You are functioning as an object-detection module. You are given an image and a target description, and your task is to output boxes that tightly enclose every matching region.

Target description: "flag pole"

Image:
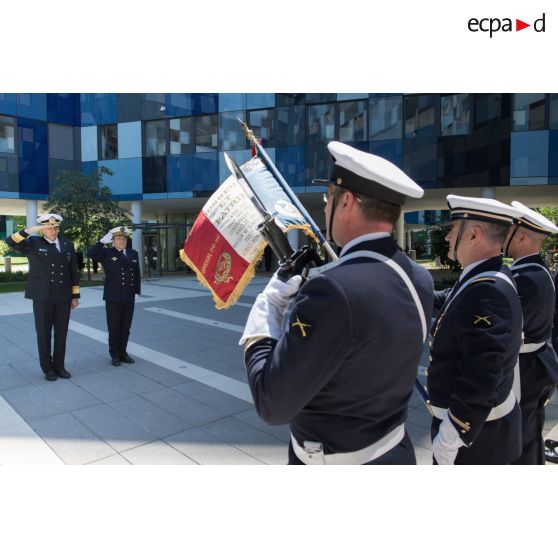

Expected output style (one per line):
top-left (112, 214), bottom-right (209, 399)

top-left (239, 119), bottom-right (338, 262)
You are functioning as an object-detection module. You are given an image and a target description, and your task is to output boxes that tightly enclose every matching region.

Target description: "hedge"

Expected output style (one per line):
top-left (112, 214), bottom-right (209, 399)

top-left (0, 271), bottom-right (29, 283)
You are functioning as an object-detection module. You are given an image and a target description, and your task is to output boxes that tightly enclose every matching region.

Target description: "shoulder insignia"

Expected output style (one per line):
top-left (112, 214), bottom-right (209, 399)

top-left (111, 256), bottom-right (118, 261)
top-left (291, 314), bottom-right (312, 338)
top-left (473, 314), bottom-right (492, 327)
top-left (11, 232), bottom-right (25, 243)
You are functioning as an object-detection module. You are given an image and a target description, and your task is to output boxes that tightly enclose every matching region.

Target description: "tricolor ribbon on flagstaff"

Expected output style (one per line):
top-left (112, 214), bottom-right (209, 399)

top-left (180, 155), bottom-right (319, 309)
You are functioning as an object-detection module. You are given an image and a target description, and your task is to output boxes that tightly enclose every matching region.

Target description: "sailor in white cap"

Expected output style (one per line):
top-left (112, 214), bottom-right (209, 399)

top-left (5, 213), bottom-right (80, 381)
top-left (502, 202), bottom-right (558, 464)
top-left (240, 141), bottom-right (434, 464)
top-left (87, 226), bottom-right (140, 366)
top-left (427, 195), bottom-right (524, 464)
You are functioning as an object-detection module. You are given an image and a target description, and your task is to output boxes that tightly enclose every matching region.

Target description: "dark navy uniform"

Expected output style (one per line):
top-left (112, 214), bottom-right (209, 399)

top-left (87, 242), bottom-right (141, 360)
top-left (428, 256), bottom-right (523, 464)
top-left (509, 254), bottom-right (558, 464)
top-left (6, 229), bottom-right (80, 375)
top-left (245, 236), bottom-right (434, 464)
top-left (554, 267), bottom-right (558, 353)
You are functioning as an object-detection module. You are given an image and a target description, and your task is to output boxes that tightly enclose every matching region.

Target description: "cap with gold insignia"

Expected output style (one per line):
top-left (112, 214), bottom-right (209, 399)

top-left (109, 226), bottom-right (131, 238)
top-left (510, 201), bottom-right (558, 235)
top-left (312, 141), bottom-right (424, 205)
top-left (447, 195), bottom-right (523, 226)
top-left (37, 213), bottom-right (63, 226)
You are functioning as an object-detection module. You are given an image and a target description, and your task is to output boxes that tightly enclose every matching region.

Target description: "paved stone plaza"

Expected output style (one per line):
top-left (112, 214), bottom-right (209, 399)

top-left (0, 275), bottom-right (556, 465)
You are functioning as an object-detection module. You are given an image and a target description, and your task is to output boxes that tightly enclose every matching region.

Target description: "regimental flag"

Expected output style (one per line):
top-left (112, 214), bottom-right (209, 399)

top-left (180, 157), bottom-right (317, 309)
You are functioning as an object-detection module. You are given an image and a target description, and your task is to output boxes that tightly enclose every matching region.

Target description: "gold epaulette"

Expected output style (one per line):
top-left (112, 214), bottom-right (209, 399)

top-left (11, 232), bottom-right (26, 244)
top-left (72, 286), bottom-right (80, 295)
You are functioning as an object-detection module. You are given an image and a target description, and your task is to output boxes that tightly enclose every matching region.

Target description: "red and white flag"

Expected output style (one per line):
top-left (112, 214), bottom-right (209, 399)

top-left (180, 171), bottom-right (267, 309)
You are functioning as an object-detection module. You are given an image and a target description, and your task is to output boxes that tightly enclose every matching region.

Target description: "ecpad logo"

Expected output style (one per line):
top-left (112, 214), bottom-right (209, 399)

top-left (468, 13), bottom-right (546, 37)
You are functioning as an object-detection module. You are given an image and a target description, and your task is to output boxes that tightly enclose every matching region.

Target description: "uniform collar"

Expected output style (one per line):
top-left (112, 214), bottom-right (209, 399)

top-left (340, 232), bottom-right (392, 257)
top-left (459, 255), bottom-right (503, 283)
top-left (512, 252), bottom-right (543, 266)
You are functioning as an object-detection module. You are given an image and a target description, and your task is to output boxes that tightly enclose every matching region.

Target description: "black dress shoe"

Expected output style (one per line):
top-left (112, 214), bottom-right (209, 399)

top-left (55, 369), bottom-right (72, 379)
top-left (111, 358), bottom-right (121, 366)
top-left (120, 355), bottom-right (135, 364)
top-left (44, 369), bottom-right (57, 381)
top-left (545, 439), bottom-right (558, 464)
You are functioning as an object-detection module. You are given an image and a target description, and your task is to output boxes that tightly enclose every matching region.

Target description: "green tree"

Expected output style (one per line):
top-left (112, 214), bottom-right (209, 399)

top-left (0, 240), bottom-right (8, 258)
top-left (537, 207), bottom-right (558, 256)
top-left (44, 167), bottom-right (132, 280)
top-left (430, 227), bottom-right (462, 273)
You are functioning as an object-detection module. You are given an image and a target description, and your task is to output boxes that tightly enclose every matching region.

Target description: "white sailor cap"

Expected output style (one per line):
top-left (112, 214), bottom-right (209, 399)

top-left (313, 141), bottom-right (424, 205)
top-left (446, 195), bottom-right (523, 226)
top-left (109, 226), bottom-right (131, 238)
top-left (37, 213), bottom-right (63, 226)
top-left (511, 201), bottom-right (558, 235)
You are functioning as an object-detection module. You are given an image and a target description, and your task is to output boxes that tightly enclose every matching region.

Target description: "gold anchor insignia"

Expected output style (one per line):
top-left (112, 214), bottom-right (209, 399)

top-left (111, 256), bottom-right (118, 261)
top-left (291, 315), bottom-right (312, 338)
top-left (473, 315), bottom-right (492, 326)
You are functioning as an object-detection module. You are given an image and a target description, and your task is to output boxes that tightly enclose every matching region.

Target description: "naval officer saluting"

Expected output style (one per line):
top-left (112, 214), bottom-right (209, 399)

top-left (6, 213), bottom-right (80, 381)
top-left (428, 195), bottom-right (524, 464)
top-left (240, 141), bottom-right (434, 465)
top-left (505, 202), bottom-right (558, 464)
top-left (88, 226), bottom-right (141, 366)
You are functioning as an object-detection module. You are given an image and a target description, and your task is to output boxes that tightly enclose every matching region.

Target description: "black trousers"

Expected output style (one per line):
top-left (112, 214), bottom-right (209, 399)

top-left (287, 431), bottom-right (416, 465)
top-left (105, 300), bottom-right (135, 358)
top-left (33, 300), bottom-right (72, 373)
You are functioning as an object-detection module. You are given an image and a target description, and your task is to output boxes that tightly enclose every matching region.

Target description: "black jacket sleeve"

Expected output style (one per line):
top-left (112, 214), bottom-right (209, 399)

top-left (5, 229), bottom-right (31, 254)
top-left (87, 241), bottom-right (108, 263)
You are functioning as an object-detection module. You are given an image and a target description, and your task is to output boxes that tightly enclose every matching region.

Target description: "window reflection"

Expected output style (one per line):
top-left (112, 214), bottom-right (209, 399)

top-left (369, 97), bottom-right (402, 140)
top-left (551, 94), bottom-right (558, 130)
top-left (276, 105), bottom-right (305, 146)
top-left (405, 95), bottom-right (435, 138)
top-left (0, 115), bottom-right (16, 154)
top-left (339, 101), bottom-right (367, 142)
top-left (307, 104), bottom-right (336, 144)
top-left (513, 94), bottom-right (546, 131)
top-left (99, 124), bottom-right (118, 160)
top-left (219, 111), bottom-right (246, 151)
top-left (169, 118), bottom-right (194, 155)
top-left (48, 124), bottom-right (74, 160)
top-left (145, 120), bottom-right (167, 157)
top-left (441, 94), bottom-right (471, 136)
top-left (248, 109), bottom-right (275, 147)
top-left (195, 114), bottom-right (218, 152)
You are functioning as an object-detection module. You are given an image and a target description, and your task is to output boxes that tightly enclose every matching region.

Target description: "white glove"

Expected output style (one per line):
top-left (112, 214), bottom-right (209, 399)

top-left (100, 232), bottom-right (113, 244)
top-left (239, 273), bottom-right (303, 345)
top-left (432, 410), bottom-right (466, 465)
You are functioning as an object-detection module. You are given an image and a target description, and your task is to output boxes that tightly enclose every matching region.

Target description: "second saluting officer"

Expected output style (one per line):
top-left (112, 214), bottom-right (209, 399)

top-left (505, 202), bottom-right (558, 464)
top-left (88, 226), bottom-right (141, 366)
top-left (6, 213), bottom-right (80, 381)
top-left (428, 195), bottom-right (524, 465)
top-left (240, 141), bottom-right (434, 465)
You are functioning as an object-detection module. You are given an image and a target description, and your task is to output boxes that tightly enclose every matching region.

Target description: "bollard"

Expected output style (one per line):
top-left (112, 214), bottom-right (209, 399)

top-left (409, 249), bottom-right (416, 261)
top-left (4, 256), bottom-right (11, 273)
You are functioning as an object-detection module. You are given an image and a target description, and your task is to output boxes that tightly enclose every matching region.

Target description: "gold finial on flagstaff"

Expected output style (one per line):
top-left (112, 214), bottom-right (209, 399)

top-left (237, 118), bottom-right (258, 145)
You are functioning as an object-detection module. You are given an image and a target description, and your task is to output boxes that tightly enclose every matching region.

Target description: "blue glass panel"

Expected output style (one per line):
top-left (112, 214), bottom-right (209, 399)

top-left (405, 211), bottom-right (420, 225)
top-left (403, 137), bottom-right (437, 183)
top-left (219, 94), bottom-right (246, 112)
top-left (548, 131), bottom-right (558, 183)
top-left (167, 154), bottom-right (194, 193)
top-left (219, 111), bottom-right (247, 151)
top-left (192, 94), bottom-right (218, 115)
top-left (0, 94), bottom-right (18, 116)
top-left (165, 93), bottom-right (193, 117)
top-left (81, 126), bottom-right (98, 162)
top-left (143, 156), bottom-right (167, 193)
top-left (100, 158), bottom-right (143, 195)
top-left (246, 94), bottom-right (275, 109)
top-left (275, 146), bottom-right (305, 188)
top-left (81, 161), bottom-right (98, 176)
top-left (510, 131), bottom-right (549, 180)
top-left (337, 93), bottom-right (368, 101)
top-left (118, 122), bottom-right (142, 159)
top-left (47, 94), bottom-right (80, 125)
top-left (80, 94), bottom-right (117, 125)
top-left (369, 139), bottom-right (403, 168)
top-left (0, 154), bottom-right (18, 192)
top-left (192, 152), bottom-right (219, 191)
top-left (17, 94), bottom-right (47, 120)
top-left (17, 118), bottom-right (48, 195)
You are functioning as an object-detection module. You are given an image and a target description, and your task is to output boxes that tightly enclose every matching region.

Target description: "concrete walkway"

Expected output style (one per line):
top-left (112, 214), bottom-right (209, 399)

top-left (0, 275), bottom-right (556, 464)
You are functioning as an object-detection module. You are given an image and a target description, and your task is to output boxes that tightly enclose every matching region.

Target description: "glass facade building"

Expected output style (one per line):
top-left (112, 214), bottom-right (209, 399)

top-left (2, 93), bottom-right (558, 270)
